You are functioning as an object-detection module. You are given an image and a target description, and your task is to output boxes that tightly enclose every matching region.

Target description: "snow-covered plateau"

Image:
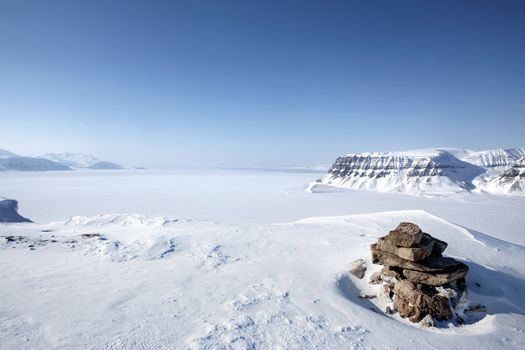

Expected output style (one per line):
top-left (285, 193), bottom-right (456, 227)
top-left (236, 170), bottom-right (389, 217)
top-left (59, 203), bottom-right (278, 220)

top-left (312, 148), bottom-right (525, 196)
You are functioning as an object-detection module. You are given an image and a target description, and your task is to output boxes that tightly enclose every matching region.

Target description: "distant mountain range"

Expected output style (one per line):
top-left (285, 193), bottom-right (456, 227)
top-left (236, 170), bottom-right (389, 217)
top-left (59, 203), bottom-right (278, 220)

top-left (0, 148), bottom-right (122, 171)
top-left (40, 152), bottom-right (122, 169)
top-left (310, 148), bottom-right (525, 196)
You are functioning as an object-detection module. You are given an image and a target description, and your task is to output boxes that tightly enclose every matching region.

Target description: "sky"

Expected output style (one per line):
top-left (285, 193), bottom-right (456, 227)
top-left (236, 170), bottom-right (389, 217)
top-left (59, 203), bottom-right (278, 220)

top-left (1, 0), bottom-right (524, 168)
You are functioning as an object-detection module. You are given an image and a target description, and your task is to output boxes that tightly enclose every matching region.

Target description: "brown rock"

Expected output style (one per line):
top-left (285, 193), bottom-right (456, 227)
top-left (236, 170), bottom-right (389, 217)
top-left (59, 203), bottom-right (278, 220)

top-left (424, 293), bottom-right (453, 321)
top-left (393, 293), bottom-right (425, 322)
top-left (377, 234), bottom-right (434, 262)
top-left (402, 262), bottom-right (469, 286)
top-left (380, 266), bottom-right (402, 285)
top-left (426, 233), bottom-right (447, 255)
top-left (387, 222), bottom-right (423, 247)
top-left (393, 280), bottom-right (452, 322)
top-left (371, 244), bottom-right (462, 272)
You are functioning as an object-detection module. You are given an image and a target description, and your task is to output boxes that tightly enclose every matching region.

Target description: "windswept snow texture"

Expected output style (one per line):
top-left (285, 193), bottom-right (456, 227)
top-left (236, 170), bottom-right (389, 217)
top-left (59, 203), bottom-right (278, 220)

top-left (0, 199), bottom-right (31, 223)
top-left (313, 148), bottom-right (525, 195)
top-left (1, 210), bottom-right (524, 349)
top-left (40, 152), bottom-right (122, 169)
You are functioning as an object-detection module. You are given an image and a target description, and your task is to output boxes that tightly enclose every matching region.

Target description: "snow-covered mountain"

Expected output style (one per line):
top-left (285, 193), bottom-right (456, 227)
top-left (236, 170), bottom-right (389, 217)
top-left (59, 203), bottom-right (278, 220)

top-left (0, 148), bottom-right (121, 171)
top-left (457, 148), bottom-right (525, 168)
top-left (312, 148), bottom-right (525, 195)
top-left (476, 155), bottom-right (525, 195)
top-left (0, 148), bottom-right (71, 171)
top-left (0, 157), bottom-right (71, 171)
top-left (39, 152), bottom-right (122, 169)
top-left (0, 148), bottom-right (19, 159)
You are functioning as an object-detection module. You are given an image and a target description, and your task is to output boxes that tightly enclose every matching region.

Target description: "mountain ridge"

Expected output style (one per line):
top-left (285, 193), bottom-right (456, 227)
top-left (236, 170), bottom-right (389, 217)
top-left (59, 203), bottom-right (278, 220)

top-left (312, 147), bottom-right (525, 196)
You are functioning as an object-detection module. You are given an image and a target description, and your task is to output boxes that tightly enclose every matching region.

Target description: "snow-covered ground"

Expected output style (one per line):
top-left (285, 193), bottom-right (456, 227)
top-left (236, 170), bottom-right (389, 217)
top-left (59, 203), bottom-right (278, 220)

top-left (1, 210), bottom-right (524, 349)
top-left (1, 169), bottom-right (525, 349)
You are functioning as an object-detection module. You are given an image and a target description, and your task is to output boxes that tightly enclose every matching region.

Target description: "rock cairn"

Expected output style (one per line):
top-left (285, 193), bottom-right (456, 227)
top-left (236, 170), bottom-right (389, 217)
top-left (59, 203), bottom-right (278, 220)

top-left (370, 222), bottom-right (468, 324)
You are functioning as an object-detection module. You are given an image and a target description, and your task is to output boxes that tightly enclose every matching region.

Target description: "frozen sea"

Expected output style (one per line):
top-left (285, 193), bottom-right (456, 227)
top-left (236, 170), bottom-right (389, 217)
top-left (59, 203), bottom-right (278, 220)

top-left (1, 168), bottom-right (524, 245)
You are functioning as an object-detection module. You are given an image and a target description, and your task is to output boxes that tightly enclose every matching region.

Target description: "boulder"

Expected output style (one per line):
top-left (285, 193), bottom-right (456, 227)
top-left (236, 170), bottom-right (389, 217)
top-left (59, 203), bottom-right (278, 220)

top-left (387, 222), bottom-right (423, 247)
top-left (371, 244), bottom-right (462, 272)
top-left (393, 280), bottom-right (452, 322)
top-left (402, 262), bottom-right (468, 286)
top-left (348, 259), bottom-right (366, 279)
top-left (377, 234), bottom-right (435, 262)
top-left (427, 233), bottom-right (447, 255)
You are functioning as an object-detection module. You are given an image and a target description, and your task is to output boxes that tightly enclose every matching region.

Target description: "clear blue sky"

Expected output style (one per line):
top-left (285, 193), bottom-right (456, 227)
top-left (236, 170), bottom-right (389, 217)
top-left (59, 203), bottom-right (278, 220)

top-left (1, 0), bottom-right (524, 167)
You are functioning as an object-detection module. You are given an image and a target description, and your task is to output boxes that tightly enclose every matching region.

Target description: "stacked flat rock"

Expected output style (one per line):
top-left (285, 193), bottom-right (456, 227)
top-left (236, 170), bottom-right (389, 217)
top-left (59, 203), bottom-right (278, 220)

top-left (370, 222), bottom-right (468, 324)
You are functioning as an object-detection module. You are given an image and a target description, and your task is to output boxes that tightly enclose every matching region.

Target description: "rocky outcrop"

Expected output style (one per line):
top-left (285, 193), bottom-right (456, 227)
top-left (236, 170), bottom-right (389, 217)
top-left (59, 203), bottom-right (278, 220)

top-left (311, 147), bottom-right (525, 195)
top-left (479, 155), bottom-right (525, 194)
top-left (0, 199), bottom-right (32, 223)
top-left (370, 222), bottom-right (468, 324)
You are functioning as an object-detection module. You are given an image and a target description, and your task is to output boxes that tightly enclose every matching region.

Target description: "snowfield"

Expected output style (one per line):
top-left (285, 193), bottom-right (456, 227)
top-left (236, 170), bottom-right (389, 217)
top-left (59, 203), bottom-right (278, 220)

top-left (1, 210), bottom-right (524, 349)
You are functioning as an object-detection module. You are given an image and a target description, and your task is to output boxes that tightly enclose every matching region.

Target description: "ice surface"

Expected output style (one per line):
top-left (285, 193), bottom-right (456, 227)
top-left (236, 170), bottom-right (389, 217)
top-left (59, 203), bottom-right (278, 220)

top-left (1, 168), bottom-right (524, 245)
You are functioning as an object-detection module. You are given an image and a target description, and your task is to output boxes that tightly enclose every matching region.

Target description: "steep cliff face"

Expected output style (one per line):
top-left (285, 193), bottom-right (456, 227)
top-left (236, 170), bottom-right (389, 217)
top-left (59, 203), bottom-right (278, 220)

top-left (312, 148), bottom-right (525, 195)
top-left (312, 150), bottom-right (484, 194)
top-left (479, 156), bottom-right (525, 195)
